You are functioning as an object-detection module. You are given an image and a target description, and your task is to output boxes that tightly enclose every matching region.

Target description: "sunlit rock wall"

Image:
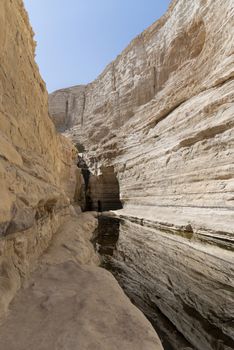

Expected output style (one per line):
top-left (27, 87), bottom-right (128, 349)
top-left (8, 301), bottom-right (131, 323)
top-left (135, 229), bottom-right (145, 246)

top-left (0, 0), bottom-right (77, 318)
top-left (49, 0), bottom-right (234, 239)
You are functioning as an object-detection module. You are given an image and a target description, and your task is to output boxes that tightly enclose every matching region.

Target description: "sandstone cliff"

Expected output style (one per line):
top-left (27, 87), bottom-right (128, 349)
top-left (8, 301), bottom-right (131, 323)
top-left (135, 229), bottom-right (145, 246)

top-left (49, 0), bottom-right (234, 348)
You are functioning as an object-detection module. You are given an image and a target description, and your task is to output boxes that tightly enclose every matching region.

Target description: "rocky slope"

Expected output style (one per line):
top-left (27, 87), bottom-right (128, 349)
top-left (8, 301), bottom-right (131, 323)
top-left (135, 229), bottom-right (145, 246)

top-left (49, 0), bottom-right (234, 348)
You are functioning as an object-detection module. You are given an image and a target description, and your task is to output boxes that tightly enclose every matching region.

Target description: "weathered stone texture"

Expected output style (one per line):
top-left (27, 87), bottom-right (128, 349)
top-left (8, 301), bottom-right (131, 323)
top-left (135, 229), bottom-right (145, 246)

top-left (0, 212), bottom-right (163, 350)
top-left (0, 0), bottom-right (77, 317)
top-left (49, 0), bottom-right (234, 240)
top-left (49, 85), bottom-right (86, 131)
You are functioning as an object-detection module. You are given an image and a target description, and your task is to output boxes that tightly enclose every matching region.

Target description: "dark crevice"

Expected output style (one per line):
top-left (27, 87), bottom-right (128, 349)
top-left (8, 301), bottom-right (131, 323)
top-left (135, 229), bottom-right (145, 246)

top-left (77, 157), bottom-right (122, 212)
top-left (81, 91), bottom-right (86, 126)
top-left (148, 98), bottom-right (187, 130)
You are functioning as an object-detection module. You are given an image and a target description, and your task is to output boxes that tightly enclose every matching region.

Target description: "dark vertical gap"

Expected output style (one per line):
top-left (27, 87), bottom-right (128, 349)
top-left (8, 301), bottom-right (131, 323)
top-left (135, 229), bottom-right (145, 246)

top-left (153, 66), bottom-right (156, 94)
top-left (65, 100), bottom-right (69, 129)
top-left (65, 100), bottom-right (68, 118)
top-left (98, 200), bottom-right (102, 212)
top-left (77, 156), bottom-right (91, 211)
top-left (77, 158), bottom-right (122, 212)
top-left (81, 91), bottom-right (86, 126)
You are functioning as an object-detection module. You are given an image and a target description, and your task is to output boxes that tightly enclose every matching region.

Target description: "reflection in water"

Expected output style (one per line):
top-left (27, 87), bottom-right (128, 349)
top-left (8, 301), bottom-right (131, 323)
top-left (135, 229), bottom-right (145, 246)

top-left (93, 215), bottom-right (234, 350)
top-left (92, 216), bottom-right (193, 350)
top-left (92, 216), bottom-right (120, 255)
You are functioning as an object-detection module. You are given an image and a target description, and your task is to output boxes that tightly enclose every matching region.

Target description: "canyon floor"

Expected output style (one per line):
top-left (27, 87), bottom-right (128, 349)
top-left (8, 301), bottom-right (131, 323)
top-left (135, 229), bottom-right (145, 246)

top-left (0, 211), bottom-right (163, 350)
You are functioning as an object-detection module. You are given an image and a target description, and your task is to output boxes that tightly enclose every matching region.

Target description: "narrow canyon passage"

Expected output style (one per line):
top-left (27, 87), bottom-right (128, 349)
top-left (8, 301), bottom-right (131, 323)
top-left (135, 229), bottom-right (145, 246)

top-left (1, 0), bottom-right (233, 349)
top-left (77, 157), bottom-right (123, 212)
top-left (87, 166), bottom-right (123, 212)
top-left (93, 215), bottom-right (234, 350)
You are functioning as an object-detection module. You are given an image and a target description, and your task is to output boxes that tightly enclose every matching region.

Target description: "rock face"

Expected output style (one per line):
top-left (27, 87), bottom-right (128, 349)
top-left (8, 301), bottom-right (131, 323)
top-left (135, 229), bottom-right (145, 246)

top-left (0, 212), bottom-right (163, 350)
top-left (49, 0), bottom-right (234, 238)
top-left (49, 0), bottom-right (234, 348)
top-left (49, 85), bottom-right (86, 132)
top-left (0, 0), bottom-right (78, 318)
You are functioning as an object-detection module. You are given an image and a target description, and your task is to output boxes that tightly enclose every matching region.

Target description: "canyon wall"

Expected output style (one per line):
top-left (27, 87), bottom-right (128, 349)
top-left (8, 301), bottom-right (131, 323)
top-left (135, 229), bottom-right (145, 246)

top-left (0, 3), bottom-right (165, 348)
top-left (0, 0), bottom-right (78, 317)
top-left (49, 0), bottom-right (234, 348)
top-left (49, 0), bottom-right (234, 239)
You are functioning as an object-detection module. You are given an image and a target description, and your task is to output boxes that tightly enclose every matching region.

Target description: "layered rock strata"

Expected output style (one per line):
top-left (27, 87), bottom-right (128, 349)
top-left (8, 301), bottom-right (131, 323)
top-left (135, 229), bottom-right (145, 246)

top-left (49, 0), bottom-right (234, 240)
top-left (49, 0), bottom-right (234, 348)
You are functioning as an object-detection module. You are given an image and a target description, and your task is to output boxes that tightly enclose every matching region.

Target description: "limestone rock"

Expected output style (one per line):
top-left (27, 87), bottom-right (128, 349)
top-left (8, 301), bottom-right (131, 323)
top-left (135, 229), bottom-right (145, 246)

top-left (0, 262), bottom-right (163, 350)
top-left (49, 85), bottom-right (86, 131)
top-left (49, 0), bottom-right (234, 240)
top-left (41, 212), bottom-right (100, 266)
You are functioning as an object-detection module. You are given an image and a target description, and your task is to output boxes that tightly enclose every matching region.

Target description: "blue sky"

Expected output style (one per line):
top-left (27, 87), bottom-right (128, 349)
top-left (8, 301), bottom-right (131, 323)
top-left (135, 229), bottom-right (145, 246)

top-left (24, 1), bottom-right (171, 92)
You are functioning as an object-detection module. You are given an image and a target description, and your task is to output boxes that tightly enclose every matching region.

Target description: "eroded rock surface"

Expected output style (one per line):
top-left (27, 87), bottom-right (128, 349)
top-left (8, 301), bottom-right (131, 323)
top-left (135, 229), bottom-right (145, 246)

top-left (0, 213), bottom-right (163, 350)
top-left (49, 0), bottom-right (234, 239)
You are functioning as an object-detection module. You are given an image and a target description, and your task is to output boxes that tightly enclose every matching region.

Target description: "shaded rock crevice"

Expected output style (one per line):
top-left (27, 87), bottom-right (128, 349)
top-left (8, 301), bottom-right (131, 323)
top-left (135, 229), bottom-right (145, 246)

top-left (76, 156), bottom-right (123, 212)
